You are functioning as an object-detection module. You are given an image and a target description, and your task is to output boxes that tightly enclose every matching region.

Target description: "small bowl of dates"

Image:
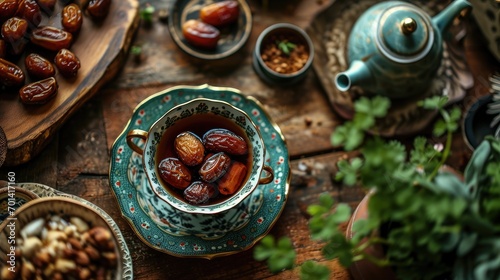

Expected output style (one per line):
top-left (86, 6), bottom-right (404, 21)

top-left (168, 0), bottom-right (252, 61)
top-left (0, 196), bottom-right (124, 280)
top-left (126, 97), bottom-right (274, 215)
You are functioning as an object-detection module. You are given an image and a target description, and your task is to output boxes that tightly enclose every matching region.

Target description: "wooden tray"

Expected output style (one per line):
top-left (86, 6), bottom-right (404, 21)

top-left (0, 0), bottom-right (139, 166)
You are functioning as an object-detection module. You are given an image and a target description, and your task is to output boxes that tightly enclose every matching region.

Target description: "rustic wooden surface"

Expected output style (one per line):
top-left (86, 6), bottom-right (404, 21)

top-left (0, 0), bottom-right (139, 166)
top-left (1, 0), bottom-right (499, 279)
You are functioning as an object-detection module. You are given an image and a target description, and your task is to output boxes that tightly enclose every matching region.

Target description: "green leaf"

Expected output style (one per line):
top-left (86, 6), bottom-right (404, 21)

top-left (465, 139), bottom-right (491, 197)
top-left (277, 40), bottom-right (296, 55)
top-left (319, 193), bottom-right (335, 209)
top-left (474, 254), bottom-right (500, 280)
top-left (268, 252), bottom-right (296, 273)
top-left (328, 204), bottom-right (351, 223)
top-left (432, 172), bottom-right (470, 198)
top-left (433, 119), bottom-right (447, 137)
top-left (253, 235), bottom-right (276, 261)
top-left (253, 236), bottom-right (296, 273)
top-left (140, 4), bottom-right (155, 23)
top-left (419, 96), bottom-right (448, 110)
top-left (307, 205), bottom-right (327, 217)
top-left (335, 158), bottom-right (363, 185)
top-left (369, 96), bottom-right (391, 117)
top-left (353, 112), bottom-right (375, 130)
top-left (457, 232), bottom-right (477, 256)
top-left (300, 260), bottom-right (331, 280)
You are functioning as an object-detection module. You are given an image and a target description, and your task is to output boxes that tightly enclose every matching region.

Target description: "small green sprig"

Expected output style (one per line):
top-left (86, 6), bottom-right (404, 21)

top-left (140, 4), bottom-right (155, 26)
top-left (277, 40), bottom-right (296, 56)
top-left (253, 235), bottom-right (296, 273)
top-left (330, 95), bottom-right (390, 151)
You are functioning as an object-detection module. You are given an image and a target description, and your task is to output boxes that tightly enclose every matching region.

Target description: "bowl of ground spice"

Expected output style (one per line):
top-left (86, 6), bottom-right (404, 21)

top-left (252, 23), bottom-right (314, 86)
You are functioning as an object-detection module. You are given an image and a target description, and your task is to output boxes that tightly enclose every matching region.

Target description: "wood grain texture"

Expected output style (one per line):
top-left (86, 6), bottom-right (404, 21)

top-left (0, 0), bottom-right (498, 279)
top-left (0, 0), bottom-right (140, 167)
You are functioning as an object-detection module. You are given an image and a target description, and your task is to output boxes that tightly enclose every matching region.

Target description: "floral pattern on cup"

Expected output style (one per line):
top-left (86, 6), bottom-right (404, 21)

top-left (129, 142), bottom-right (264, 239)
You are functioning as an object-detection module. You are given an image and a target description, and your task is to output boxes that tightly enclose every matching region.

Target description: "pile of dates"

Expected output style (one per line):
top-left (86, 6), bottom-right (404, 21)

top-left (0, 0), bottom-right (112, 105)
top-left (158, 128), bottom-right (250, 205)
top-left (182, 0), bottom-right (239, 49)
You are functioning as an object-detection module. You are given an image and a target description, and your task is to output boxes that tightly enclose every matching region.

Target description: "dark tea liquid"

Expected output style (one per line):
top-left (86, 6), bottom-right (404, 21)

top-left (155, 112), bottom-right (253, 205)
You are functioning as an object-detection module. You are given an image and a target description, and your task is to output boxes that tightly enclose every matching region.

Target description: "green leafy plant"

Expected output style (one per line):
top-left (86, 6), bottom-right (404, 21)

top-left (140, 4), bottom-right (155, 26)
top-left (277, 40), bottom-right (296, 56)
top-left (254, 95), bottom-right (500, 279)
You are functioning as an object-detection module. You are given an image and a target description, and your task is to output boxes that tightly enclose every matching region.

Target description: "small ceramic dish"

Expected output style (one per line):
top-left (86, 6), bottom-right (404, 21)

top-left (168, 0), bottom-right (252, 60)
top-left (0, 196), bottom-right (126, 279)
top-left (463, 95), bottom-right (496, 150)
top-left (253, 23), bottom-right (314, 86)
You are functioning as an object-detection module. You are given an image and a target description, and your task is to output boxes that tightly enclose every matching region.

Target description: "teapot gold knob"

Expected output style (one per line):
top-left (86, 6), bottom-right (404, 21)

top-left (401, 17), bottom-right (417, 35)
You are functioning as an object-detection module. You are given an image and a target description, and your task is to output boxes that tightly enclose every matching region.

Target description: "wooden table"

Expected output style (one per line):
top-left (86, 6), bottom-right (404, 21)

top-left (1, 0), bottom-right (499, 279)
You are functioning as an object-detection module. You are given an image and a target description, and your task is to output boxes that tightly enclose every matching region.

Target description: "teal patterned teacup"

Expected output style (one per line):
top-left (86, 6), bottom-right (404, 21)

top-left (126, 98), bottom-right (273, 215)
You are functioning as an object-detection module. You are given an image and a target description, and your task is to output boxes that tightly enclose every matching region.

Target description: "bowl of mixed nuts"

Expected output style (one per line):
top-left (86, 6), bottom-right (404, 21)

top-left (126, 97), bottom-right (274, 215)
top-left (0, 196), bottom-right (124, 280)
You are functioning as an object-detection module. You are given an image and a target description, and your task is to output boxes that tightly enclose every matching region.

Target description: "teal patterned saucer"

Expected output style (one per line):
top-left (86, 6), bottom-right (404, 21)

top-left (109, 84), bottom-right (290, 258)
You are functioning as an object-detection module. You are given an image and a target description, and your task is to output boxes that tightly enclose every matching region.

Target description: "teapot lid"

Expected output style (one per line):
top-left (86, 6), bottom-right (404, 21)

top-left (376, 4), bottom-right (434, 63)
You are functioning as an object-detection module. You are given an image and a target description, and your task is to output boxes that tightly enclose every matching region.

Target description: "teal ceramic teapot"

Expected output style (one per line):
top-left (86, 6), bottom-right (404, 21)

top-left (335, 0), bottom-right (471, 99)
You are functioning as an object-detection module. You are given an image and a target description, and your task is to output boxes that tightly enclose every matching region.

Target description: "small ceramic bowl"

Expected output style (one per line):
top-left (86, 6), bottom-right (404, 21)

top-left (126, 98), bottom-right (274, 215)
top-left (0, 196), bottom-right (124, 279)
top-left (168, 0), bottom-right (252, 61)
top-left (463, 95), bottom-right (496, 150)
top-left (253, 23), bottom-right (314, 86)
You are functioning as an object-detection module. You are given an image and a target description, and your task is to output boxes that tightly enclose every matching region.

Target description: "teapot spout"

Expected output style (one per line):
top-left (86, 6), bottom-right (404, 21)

top-left (335, 60), bottom-right (372, 92)
top-left (432, 0), bottom-right (472, 34)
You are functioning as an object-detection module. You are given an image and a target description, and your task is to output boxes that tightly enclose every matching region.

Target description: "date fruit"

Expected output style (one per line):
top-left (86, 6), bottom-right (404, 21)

top-left (0, 39), bottom-right (5, 58)
top-left (1, 16), bottom-right (28, 54)
top-left (31, 26), bottom-right (72, 51)
top-left (0, 0), bottom-right (19, 23)
top-left (25, 53), bottom-right (55, 79)
top-left (1, 17), bottom-right (28, 43)
top-left (182, 19), bottom-right (220, 49)
top-left (217, 161), bottom-right (247, 195)
top-left (87, 0), bottom-right (111, 20)
top-left (0, 57), bottom-right (24, 87)
top-left (16, 0), bottom-right (42, 27)
top-left (19, 77), bottom-right (58, 104)
top-left (199, 152), bottom-right (231, 183)
top-left (158, 157), bottom-right (192, 190)
top-left (203, 128), bottom-right (248, 155)
top-left (62, 4), bottom-right (82, 34)
top-left (54, 48), bottom-right (80, 77)
top-left (200, 0), bottom-right (239, 27)
top-left (175, 131), bottom-right (205, 166)
top-left (183, 181), bottom-right (218, 205)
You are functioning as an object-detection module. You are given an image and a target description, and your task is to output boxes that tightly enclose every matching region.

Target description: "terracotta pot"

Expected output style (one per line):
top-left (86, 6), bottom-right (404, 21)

top-left (346, 166), bottom-right (462, 279)
top-left (345, 193), bottom-right (397, 280)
